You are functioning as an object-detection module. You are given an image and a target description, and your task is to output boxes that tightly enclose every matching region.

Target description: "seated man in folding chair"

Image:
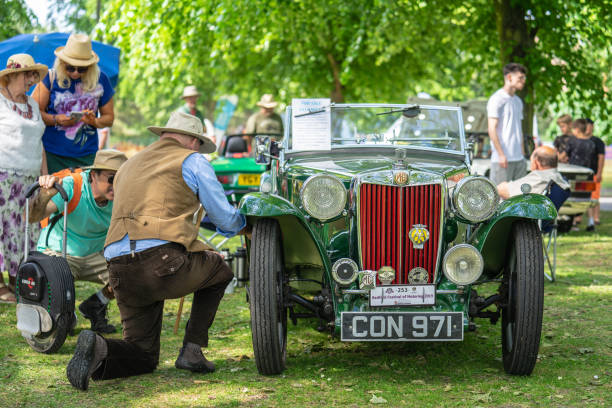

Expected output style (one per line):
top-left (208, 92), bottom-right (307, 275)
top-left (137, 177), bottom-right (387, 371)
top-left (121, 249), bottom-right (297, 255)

top-left (497, 146), bottom-right (570, 199)
top-left (497, 146), bottom-right (570, 281)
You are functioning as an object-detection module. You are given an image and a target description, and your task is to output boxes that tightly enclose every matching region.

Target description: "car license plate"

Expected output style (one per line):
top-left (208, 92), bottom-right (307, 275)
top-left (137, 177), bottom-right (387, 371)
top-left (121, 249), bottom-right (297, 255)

top-left (238, 174), bottom-right (261, 186)
top-left (341, 312), bottom-right (463, 341)
top-left (370, 285), bottom-right (435, 307)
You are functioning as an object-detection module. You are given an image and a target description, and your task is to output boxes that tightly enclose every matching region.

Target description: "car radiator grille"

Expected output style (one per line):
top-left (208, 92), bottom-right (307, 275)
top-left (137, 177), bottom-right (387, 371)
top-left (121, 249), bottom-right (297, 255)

top-left (358, 183), bottom-right (442, 284)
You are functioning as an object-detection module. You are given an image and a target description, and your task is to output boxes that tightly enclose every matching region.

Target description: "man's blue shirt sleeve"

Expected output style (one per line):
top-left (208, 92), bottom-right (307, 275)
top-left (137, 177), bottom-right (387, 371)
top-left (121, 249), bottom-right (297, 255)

top-left (182, 153), bottom-right (246, 237)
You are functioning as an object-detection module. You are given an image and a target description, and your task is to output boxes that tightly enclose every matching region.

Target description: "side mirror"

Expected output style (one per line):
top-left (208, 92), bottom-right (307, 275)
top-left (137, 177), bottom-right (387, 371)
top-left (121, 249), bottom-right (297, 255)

top-left (466, 142), bottom-right (474, 162)
top-left (255, 136), bottom-right (271, 165)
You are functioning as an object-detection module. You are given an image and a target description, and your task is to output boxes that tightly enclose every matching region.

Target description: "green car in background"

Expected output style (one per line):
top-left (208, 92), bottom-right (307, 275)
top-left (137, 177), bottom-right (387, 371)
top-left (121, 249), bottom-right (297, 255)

top-left (210, 134), bottom-right (268, 204)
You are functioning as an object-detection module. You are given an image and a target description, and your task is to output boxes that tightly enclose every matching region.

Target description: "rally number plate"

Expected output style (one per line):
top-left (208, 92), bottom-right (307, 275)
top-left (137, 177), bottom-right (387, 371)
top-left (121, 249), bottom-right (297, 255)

top-left (238, 173), bottom-right (261, 186)
top-left (341, 312), bottom-right (463, 341)
top-left (369, 285), bottom-right (436, 307)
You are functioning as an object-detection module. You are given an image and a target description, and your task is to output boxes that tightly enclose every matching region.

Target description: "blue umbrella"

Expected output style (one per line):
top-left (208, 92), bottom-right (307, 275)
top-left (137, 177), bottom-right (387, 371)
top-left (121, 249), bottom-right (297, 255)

top-left (0, 32), bottom-right (120, 88)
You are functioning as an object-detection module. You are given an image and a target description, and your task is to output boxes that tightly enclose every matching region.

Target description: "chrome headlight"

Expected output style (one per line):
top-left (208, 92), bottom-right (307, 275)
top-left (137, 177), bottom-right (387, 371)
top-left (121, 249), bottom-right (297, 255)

top-left (300, 174), bottom-right (347, 220)
top-left (443, 244), bottom-right (484, 286)
top-left (453, 176), bottom-right (498, 222)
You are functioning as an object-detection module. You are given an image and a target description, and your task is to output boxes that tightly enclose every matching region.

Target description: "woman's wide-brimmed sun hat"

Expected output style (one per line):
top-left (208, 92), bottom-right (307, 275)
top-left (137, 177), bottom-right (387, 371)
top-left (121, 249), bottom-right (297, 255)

top-left (54, 33), bottom-right (99, 67)
top-left (148, 111), bottom-right (217, 154)
top-left (0, 54), bottom-right (48, 83)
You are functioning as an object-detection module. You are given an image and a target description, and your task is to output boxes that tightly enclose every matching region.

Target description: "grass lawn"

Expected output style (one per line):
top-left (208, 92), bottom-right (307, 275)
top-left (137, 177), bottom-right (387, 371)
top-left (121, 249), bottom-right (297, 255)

top-left (1, 220), bottom-right (611, 407)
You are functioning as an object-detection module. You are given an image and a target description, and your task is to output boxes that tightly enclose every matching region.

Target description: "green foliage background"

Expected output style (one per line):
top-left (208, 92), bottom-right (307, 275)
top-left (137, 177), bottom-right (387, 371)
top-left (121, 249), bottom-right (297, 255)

top-left (3, 0), bottom-right (612, 143)
top-left (0, 0), bottom-right (38, 41)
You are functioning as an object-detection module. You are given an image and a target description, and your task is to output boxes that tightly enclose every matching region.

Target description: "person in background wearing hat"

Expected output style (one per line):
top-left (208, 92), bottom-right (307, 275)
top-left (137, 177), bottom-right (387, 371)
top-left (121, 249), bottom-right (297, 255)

top-left (28, 149), bottom-right (128, 332)
top-left (33, 33), bottom-right (115, 174)
top-left (178, 85), bottom-right (215, 144)
top-left (244, 93), bottom-right (284, 147)
top-left (65, 111), bottom-right (249, 390)
top-left (0, 53), bottom-right (48, 303)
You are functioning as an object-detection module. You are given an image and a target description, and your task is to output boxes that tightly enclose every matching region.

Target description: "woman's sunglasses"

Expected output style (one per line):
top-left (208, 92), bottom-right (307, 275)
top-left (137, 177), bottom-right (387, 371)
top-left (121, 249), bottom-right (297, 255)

top-left (66, 65), bottom-right (88, 74)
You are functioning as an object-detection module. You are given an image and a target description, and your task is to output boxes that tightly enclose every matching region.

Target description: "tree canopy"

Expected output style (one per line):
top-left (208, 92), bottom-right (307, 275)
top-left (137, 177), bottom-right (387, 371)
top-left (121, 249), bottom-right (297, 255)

top-left (0, 0), bottom-right (38, 42)
top-left (92, 0), bottom-right (611, 141)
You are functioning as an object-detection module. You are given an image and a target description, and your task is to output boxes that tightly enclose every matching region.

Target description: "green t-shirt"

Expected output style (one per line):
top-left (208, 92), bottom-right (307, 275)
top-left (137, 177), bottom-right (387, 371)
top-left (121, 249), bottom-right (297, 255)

top-left (37, 170), bottom-right (113, 257)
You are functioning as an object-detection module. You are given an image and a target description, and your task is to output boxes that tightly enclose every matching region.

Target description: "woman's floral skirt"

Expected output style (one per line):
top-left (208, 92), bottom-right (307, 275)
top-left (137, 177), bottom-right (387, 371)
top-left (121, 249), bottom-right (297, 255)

top-left (0, 169), bottom-right (40, 276)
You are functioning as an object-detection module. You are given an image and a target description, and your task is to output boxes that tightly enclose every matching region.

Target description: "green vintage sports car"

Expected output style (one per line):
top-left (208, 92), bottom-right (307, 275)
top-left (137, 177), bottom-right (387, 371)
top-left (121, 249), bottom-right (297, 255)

top-left (241, 103), bottom-right (555, 376)
top-left (210, 134), bottom-right (267, 204)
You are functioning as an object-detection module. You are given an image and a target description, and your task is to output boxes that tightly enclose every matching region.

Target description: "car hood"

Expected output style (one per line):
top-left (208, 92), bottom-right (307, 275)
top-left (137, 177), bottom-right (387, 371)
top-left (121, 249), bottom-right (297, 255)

top-left (286, 152), bottom-right (468, 180)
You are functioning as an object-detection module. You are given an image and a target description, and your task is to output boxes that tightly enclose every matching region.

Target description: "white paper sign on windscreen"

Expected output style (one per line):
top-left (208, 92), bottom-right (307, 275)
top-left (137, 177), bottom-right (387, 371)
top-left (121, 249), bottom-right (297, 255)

top-left (292, 98), bottom-right (331, 151)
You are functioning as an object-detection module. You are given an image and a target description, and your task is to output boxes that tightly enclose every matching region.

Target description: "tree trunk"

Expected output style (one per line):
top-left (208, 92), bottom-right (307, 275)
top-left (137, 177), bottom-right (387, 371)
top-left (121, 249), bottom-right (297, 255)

top-left (494, 0), bottom-right (537, 154)
top-left (327, 53), bottom-right (344, 103)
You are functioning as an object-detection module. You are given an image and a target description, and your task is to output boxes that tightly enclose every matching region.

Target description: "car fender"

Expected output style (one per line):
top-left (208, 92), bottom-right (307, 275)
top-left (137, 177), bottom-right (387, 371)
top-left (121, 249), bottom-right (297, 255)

top-left (469, 194), bottom-right (556, 276)
top-left (240, 193), bottom-right (331, 281)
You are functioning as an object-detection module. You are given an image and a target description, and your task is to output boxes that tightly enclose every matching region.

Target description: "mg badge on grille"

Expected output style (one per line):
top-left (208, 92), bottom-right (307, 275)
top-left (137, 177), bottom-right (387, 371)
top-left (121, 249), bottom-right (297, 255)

top-left (409, 224), bottom-right (430, 249)
top-left (408, 267), bottom-right (429, 284)
top-left (359, 270), bottom-right (377, 290)
top-left (394, 171), bottom-right (409, 185)
top-left (377, 266), bottom-right (395, 285)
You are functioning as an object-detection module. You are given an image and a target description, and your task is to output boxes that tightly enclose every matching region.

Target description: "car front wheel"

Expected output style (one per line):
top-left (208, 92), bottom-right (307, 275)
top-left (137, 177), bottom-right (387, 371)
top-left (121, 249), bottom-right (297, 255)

top-left (501, 220), bottom-right (544, 375)
top-left (249, 218), bottom-right (287, 375)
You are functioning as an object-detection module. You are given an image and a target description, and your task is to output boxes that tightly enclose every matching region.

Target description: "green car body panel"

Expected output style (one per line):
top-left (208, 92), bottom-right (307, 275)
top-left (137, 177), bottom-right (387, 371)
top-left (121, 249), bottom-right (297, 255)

top-left (241, 104), bottom-right (553, 337)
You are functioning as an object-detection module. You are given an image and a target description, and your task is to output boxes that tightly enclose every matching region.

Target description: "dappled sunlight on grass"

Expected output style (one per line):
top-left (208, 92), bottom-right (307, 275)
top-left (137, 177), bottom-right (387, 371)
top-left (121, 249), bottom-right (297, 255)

top-left (1, 212), bottom-right (611, 407)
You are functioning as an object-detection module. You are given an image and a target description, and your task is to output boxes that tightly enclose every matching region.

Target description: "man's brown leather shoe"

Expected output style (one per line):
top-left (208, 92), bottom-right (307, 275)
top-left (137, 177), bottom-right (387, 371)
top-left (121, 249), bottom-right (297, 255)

top-left (175, 342), bottom-right (215, 373)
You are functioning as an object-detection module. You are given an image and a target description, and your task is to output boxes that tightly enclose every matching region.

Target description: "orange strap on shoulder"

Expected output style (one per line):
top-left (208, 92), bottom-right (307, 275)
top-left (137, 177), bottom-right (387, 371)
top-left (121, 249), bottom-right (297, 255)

top-left (40, 171), bottom-right (83, 228)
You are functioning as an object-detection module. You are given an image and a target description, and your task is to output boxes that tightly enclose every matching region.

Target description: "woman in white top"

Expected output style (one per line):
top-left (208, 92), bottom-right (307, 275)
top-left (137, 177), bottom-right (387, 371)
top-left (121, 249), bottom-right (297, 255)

top-left (0, 54), bottom-right (47, 303)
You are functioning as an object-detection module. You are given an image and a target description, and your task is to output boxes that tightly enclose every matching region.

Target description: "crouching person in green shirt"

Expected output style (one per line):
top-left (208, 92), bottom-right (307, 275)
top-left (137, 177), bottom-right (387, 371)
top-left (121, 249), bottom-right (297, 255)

top-left (28, 149), bottom-right (128, 334)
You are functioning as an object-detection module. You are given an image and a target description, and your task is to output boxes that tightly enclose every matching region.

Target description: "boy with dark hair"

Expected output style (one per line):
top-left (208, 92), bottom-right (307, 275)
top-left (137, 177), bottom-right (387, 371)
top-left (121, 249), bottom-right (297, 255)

top-left (585, 118), bottom-right (605, 227)
top-left (565, 119), bottom-right (599, 231)
top-left (554, 114), bottom-right (573, 160)
top-left (487, 62), bottom-right (528, 184)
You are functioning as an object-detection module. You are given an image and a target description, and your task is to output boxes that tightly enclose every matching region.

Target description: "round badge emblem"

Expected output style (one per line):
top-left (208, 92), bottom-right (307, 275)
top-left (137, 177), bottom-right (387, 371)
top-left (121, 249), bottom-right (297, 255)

top-left (394, 171), bottom-right (408, 185)
top-left (408, 267), bottom-right (429, 284)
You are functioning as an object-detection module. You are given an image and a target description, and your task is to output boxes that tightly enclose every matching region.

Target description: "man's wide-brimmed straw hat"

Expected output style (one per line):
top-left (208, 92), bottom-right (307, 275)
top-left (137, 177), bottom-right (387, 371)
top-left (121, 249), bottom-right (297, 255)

top-left (181, 85), bottom-right (200, 99)
top-left (256, 93), bottom-right (278, 108)
top-left (0, 54), bottom-right (48, 83)
top-left (55, 33), bottom-right (99, 67)
top-left (148, 111), bottom-right (216, 154)
top-left (84, 149), bottom-right (128, 172)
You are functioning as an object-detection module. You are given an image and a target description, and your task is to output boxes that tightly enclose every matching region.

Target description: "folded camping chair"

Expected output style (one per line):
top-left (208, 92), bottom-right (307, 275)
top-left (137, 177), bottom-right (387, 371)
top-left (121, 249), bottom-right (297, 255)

top-left (198, 190), bottom-right (243, 251)
top-left (541, 181), bottom-right (571, 282)
top-left (175, 195), bottom-right (244, 333)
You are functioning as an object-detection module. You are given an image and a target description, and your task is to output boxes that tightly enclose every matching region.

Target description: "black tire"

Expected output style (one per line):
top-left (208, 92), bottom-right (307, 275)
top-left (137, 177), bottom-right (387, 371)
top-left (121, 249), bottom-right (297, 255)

top-left (25, 314), bottom-right (70, 354)
top-left (501, 220), bottom-right (544, 375)
top-left (249, 218), bottom-right (287, 375)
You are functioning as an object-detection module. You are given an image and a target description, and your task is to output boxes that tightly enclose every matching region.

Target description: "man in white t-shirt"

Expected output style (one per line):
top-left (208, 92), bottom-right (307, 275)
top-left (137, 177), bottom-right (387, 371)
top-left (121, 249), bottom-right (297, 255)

top-left (487, 63), bottom-right (528, 184)
top-left (497, 146), bottom-right (569, 200)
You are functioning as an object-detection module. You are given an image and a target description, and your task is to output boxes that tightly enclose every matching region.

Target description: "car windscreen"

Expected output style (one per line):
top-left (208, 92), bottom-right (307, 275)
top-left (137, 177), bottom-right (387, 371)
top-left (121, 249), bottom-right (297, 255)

top-left (327, 106), bottom-right (463, 152)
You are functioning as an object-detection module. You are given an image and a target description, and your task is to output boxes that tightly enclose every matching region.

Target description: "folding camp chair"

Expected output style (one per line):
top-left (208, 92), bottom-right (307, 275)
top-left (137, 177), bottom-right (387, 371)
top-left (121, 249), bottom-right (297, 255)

top-left (175, 193), bottom-right (244, 334)
top-left (197, 191), bottom-right (244, 251)
top-left (541, 181), bottom-right (571, 282)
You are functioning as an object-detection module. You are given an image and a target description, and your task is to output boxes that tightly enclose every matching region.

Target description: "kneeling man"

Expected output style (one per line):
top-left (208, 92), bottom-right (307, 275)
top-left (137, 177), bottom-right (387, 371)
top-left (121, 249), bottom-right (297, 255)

top-left (66, 112), bottom-right (248, 390)
top-left (497, 145), bottom-right (570, 199)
